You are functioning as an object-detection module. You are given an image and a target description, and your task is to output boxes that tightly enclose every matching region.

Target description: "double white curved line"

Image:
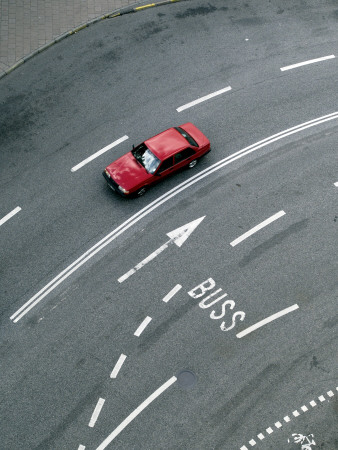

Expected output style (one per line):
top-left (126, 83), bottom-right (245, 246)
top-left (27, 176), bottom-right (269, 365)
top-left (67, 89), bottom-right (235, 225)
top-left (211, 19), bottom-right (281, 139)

top-left (10, 111), bottom-right (338, 323)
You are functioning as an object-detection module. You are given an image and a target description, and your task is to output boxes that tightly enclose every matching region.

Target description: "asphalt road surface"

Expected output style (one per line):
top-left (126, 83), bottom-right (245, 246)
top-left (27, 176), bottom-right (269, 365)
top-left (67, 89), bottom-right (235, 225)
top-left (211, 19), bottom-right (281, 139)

top-left (1, 1), bottom-right (337, 449)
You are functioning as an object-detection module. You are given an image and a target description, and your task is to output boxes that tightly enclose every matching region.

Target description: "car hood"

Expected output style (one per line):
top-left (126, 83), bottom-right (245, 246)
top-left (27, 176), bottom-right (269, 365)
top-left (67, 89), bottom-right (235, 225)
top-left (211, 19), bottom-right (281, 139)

top-left (105, 152), bottom-right (152, 191)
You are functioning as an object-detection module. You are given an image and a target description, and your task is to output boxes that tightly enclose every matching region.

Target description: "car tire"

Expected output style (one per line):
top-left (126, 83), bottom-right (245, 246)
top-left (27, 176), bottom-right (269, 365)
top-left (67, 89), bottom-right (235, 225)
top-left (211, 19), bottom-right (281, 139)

top-left (188, 159), bottom-right (197, 169)
top-left (136, 186), bottom-right (147, 197)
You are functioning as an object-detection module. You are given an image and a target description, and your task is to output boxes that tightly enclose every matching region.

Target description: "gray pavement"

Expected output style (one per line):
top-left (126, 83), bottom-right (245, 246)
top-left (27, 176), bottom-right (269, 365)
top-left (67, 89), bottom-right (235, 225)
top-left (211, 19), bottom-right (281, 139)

top-left (0, 0), bottom-right (147, 78)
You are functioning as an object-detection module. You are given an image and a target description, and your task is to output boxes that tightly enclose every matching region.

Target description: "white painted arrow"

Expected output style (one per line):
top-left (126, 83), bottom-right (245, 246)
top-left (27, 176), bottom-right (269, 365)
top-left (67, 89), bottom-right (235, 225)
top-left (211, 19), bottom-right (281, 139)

top-left (118, 216), bottom-right (205, 283)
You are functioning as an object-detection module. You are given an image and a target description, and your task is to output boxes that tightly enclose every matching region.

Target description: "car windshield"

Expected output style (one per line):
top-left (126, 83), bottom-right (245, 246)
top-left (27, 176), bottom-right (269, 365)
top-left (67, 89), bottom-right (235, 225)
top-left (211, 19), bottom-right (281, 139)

top-left (132, 144), bottom-right (161, 174)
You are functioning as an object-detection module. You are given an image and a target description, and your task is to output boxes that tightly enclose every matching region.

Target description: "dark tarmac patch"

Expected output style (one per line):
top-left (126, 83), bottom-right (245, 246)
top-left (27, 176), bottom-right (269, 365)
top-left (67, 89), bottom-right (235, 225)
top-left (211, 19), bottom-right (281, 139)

top-left (0, 93), bottom-right (37, 145)
top-left (132, 20), bottom-right (168, 41)
top-left (175, 3), bottom-right (218, 19)
top-left (238, 219), bottom-right (309, 268)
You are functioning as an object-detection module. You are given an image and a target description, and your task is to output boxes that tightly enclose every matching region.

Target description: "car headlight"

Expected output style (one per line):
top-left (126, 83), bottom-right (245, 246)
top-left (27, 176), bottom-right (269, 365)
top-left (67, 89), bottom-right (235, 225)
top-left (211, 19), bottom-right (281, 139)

top-left (104, 169), bottom-right (110, 178)
top-left (118, 185), bottom-right (130, 194)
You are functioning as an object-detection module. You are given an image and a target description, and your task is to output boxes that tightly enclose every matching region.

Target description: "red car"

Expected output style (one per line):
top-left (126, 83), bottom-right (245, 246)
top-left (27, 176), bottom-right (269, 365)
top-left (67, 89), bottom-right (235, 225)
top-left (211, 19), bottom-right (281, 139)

top-left (103, 123), bottom-right (210, 197)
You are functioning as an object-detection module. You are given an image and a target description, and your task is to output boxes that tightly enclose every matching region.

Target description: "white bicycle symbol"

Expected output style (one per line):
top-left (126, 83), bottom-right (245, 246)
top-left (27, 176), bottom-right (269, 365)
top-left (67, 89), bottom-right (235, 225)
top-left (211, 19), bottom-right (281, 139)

top-left (289, 433), bottom-right (316, 449)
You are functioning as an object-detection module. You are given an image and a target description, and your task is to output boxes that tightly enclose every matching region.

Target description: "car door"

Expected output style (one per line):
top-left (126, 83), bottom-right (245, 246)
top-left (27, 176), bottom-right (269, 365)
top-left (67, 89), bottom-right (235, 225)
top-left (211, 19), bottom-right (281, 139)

top-left (172, 148), bottom-right (197, 171)
top-left (155, 156), bottom-right (175, 182)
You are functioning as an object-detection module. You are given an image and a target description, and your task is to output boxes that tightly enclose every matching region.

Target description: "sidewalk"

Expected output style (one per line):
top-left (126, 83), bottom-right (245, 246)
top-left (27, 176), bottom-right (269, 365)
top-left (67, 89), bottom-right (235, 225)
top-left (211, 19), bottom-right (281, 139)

top-left (0, 0), bottom-right (148, 79)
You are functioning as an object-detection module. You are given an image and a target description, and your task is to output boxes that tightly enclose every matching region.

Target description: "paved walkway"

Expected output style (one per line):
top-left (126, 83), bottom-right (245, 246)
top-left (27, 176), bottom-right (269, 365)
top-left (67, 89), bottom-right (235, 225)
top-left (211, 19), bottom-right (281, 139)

top-left (0, 0), bottom-right (147, 78)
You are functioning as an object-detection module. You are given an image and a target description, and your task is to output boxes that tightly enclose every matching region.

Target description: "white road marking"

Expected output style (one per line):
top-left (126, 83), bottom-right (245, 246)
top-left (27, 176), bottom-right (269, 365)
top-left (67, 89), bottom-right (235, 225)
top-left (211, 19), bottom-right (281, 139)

top-left (96, 376), bottom-right (177, 449)
top-left (0, 206), bottom-right (21, 227)
top-left (71, 135), bottom-right (128, 172)
top-left (110, 354), bottom-right (127, 379)
top-left (118, 217), bottom-right (205, 283)
top-left (334, 182), bottom-right (338, 187)
top-left (236, 304), bottom-right (299, 338)
top-left (78, 445), bottom-right (86, 450)
top-left (257, 433), bottom-right (265, 440)
top-left (280, 54), bottom-right (335, 71)
top-left (176, 86), bottom-right (232, 112)
top-left (230, 210), bottom-right (286, 247)
top-left (249, 438), bottom-right (256, 446)
top-left (162, 284), bottom-right (182, 302)
top-left (89, 398), bottom-right (105, 427)
top-left (10, 112), bottom-right (338, 322)
top-left (241, 388), bottom-right (337, 449)
top-left (134, 316), bottom-right (152, 337)
top-left (118, 242), bottom-right (168, 283)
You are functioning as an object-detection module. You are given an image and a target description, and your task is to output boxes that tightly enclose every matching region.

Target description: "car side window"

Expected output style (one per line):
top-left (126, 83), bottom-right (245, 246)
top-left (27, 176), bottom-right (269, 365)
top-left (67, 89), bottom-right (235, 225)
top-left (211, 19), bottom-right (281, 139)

top-left (158, 157), bottom-right (174, 173)
top-left (174, 148), bottom-right (195, 164)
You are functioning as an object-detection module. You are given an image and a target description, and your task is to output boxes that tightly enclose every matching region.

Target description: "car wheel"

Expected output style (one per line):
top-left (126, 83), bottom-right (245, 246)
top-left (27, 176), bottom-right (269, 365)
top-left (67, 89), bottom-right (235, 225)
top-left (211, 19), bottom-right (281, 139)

top-left (188, 159), bottom-right (197, 169)
top-left (136, 186), bottom-right (147, 197)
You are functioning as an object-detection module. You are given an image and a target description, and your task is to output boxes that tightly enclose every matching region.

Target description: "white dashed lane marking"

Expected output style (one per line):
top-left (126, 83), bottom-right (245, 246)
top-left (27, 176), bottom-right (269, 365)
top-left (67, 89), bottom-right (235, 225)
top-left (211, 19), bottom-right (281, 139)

top-left (134, 316), bottom-right (152, 337)
top-left (162, 284), bottom-right (182, 302)
top-left (110, 354), bottom-right (127, 379)
top-left (71, 135), bottom-right (128, 172)
top-left (176, 86), bottom-right (232, 112)
top-left (88, 398), bottom-right (105, 428)
top-left (240, 387), bottom-right (337, 449)
top-left (0, 206), bottom-right (21, 227)
top-left (280, 54), bottom-right (335, 71)
top-left (230, 210), bottom-right (286, 247)
top-left (236, 304), bottom-right (299, 339)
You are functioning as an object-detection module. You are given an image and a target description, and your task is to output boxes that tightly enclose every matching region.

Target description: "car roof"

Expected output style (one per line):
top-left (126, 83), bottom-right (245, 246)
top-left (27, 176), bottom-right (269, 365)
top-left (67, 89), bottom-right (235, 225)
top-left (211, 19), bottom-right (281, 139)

top-left (144, 127), bottom-right (188, 160)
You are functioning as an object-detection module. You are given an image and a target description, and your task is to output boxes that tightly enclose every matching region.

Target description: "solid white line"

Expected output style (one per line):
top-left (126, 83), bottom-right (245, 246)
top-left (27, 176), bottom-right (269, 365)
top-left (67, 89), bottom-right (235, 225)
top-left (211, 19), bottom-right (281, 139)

top-left (236, 304), bottom-right (299, 338)
top-left (10, 112), bottom-right (338, 322)
top-left (71, 135), bottom-right (128, 172)
top-left (134, 316), bottom-right (152, 337)
top-left (110, 354), bottom-right (127, 379)
top-left (96, 376), bottom-right (177, 450)
top-left (280, 54), bottom-right (335, 71)
top-left (230, 210), bottom-right (286, 247)
top-left (176, 86), bottom-right (232, 112)
top-left (89, 398), bottom-right (105, 427)
top-left (0, 206), bottom-right (21, 227)
top-left (162, 284), bottom-right (182, 302)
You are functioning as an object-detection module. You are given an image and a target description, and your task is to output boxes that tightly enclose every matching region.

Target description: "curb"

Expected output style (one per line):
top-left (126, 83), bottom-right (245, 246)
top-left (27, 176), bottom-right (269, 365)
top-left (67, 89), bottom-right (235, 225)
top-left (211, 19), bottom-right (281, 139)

top-left (0, 0), bottom-right (187, 80)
